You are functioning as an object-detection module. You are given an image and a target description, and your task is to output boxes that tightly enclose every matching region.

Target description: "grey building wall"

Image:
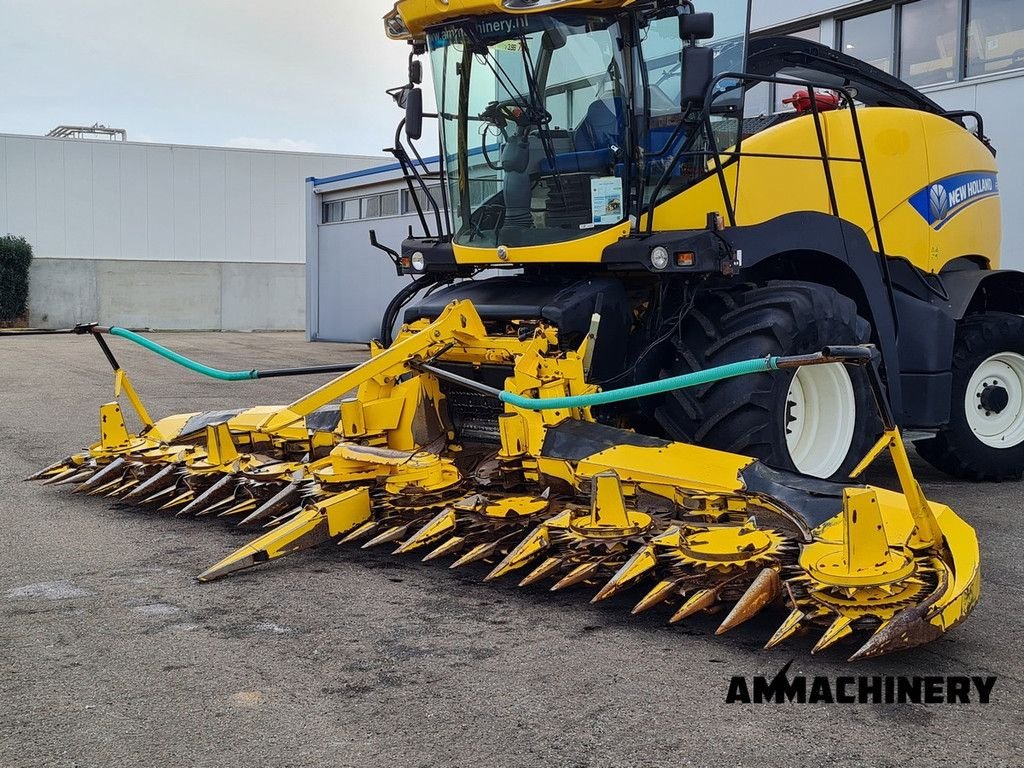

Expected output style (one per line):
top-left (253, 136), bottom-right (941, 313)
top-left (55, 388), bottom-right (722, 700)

top-left (306, 164), bottom-right (435, 343)
top-left (0, 133), bottom-right (385, 330)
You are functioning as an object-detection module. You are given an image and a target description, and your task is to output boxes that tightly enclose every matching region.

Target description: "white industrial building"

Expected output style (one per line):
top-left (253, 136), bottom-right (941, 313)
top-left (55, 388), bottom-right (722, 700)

top-left (0, 132), bottom-right (384, 330)
top-left (306, 0), bottom-right (1024, 342)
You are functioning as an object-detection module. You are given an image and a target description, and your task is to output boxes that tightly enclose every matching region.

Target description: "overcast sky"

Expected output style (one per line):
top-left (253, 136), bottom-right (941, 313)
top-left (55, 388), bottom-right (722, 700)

top-left (0, 0), bottom-right (432, 157)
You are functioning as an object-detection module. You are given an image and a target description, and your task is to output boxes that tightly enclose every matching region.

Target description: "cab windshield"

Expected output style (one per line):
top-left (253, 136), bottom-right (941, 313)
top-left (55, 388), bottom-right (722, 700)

top-left (425, 5), bottom-right (749, 249)
top-left (429, 14), bottom-right (628, 248)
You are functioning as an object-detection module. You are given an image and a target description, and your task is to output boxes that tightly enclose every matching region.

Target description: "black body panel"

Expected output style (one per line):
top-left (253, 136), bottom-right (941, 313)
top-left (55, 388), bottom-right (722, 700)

top-left (541, 419), bottom-right (671, 462)
top-left (739, 461), bottom-right (860, 533)
top-left (746, 37), bottom-right (947, 114)
top-left (407, 276), bottom-right (632, 382)
top-left (942, 268), bottom-right (1024, 319)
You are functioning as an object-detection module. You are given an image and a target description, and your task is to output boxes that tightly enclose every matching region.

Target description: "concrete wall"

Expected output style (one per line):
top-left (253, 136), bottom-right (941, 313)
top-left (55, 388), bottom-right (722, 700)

top-left (0, 133), bottom-right (385, 329)
top-left (28, 258), bottom-right (304, 331)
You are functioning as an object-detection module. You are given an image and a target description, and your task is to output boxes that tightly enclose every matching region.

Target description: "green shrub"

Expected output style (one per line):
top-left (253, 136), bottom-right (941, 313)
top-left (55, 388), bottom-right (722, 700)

top-left (0, 235), bottom-right (33, 321)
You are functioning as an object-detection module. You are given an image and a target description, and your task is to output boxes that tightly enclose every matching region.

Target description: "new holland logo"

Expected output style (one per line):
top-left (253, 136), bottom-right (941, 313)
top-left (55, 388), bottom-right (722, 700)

top-left (910, 172), bottom-right (999, 230)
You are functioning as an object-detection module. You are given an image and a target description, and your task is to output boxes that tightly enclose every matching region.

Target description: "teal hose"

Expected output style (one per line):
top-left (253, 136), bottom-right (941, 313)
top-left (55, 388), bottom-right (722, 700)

top-left (109, 327), bottom-right (257, 381)
top-left (499, 357), bottom-right (779, 411)
top-left (106, 326), bottom-right (780, 404)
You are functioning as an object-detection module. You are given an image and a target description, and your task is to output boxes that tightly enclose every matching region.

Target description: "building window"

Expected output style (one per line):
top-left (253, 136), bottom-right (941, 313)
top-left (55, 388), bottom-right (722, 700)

top-left (841, 8), bottom-right (895, 74)
top-left (380, 191), bottom-right (401, 217)
top-left (325, 189), bottom-right (440, 224)
top-left (360, 195), bottom-right (381, 219)
top-left (323, 198), bottom-right (364, 223)
top-left (966, 0), bottom-right (1024, 77)
top-left (402, 185), bottom-right (442, 214)
top-left (900, 0), bottom-right (961, 87)
top-left (322, 200), bottom-right (343, 224)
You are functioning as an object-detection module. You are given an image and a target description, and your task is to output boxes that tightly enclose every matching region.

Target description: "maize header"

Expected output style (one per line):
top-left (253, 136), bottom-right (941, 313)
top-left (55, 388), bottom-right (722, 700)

top-left (27, 302), bottom-right (979, 661)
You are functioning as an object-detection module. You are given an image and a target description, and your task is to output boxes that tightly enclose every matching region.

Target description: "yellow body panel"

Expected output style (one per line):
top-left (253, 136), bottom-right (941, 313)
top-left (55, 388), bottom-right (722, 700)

top-left (653, 108), bottom-right (1000, 274)
top-left (449, 107), bottom-right (1000, 275)
top-left (452, 220), bottom-right (632, 265)
top-left (388, 0), bottom-right (637, 39)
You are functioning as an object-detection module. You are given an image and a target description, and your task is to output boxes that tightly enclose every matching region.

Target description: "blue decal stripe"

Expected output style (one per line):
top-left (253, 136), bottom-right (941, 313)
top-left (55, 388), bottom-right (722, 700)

top-left (907, 171), bottom-right (998, 229)
top-left (934, 192), bottom-right (999, 230)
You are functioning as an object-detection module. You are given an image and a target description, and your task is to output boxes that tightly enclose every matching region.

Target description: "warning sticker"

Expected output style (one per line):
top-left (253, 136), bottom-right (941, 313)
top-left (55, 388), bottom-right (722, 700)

top-left (590, 176), bottom-right (623, 226)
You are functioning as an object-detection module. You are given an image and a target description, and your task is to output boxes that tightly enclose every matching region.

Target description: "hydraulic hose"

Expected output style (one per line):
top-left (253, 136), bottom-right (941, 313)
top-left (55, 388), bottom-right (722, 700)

top-left (96, 326), bottom-right (783, 405)
top-left (498, 357), bottom-right (779, 411)
top-left (380, 275), bottom-right (440, 347)
top-left (109, 327), bottom-right (258, 380)
top-left (102, 327), bottom-right (359, 381)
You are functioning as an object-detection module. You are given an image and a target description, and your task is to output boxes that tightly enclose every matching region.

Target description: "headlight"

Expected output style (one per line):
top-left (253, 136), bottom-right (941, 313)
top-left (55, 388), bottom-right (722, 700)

top-left (410, 251), bottom-right (426, 272)
top-left (650, 246), bottom-right (670, 270)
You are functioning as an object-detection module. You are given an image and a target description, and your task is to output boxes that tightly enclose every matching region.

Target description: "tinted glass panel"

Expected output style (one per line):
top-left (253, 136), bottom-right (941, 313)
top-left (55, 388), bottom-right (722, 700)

top-left (841, 9), bottom-right (894, 74)
top-left (361, 196), bottom-right (381, 219)
top-left (967, 0), bottom-right (1024, 76)
top-left (900, 0), bottom-right (959, 87)
top-left (380, 191), bottom-right (400, 217)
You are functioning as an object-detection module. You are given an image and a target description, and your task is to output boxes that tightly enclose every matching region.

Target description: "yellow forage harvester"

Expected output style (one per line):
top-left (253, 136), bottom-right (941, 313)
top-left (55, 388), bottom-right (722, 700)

top-left (29, 300), bottom-right (980, 661)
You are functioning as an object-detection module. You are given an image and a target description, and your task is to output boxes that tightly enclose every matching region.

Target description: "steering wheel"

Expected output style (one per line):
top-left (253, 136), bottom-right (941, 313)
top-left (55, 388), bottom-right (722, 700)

top-left (481, 122), bottom-right (505, 171)
top-left (478, 101), bottom-right (553, 171)
top-left (480, 100), bottom-right (552, 131)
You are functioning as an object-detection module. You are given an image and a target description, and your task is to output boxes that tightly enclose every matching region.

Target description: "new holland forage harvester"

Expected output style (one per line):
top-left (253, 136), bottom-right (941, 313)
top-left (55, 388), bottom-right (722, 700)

top-left (37, 0), bottom-right (1024, 660)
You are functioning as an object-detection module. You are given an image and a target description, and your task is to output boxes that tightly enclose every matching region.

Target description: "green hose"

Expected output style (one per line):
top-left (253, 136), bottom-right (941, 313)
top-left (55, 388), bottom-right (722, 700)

top-left (109, 327), bottom-right (257, 381)
top-left (499, 357), bottom-right (779, 411)
top-left (107, 326), bottom-right (780, 406)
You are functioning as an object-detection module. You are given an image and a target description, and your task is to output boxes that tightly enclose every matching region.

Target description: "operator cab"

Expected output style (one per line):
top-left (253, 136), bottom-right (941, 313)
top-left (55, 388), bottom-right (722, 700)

top-left (420, 2), bottom-right (748, 249)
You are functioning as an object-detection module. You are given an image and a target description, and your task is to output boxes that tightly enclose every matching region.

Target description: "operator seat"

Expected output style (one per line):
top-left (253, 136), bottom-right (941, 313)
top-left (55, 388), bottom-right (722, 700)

top-left (540, 97), bottom-right (624, 175)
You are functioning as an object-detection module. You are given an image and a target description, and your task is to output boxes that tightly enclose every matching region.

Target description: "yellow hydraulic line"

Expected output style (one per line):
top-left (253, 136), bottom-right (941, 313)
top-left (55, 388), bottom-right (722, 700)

top-left (258, 301), bottom-right (487, 433)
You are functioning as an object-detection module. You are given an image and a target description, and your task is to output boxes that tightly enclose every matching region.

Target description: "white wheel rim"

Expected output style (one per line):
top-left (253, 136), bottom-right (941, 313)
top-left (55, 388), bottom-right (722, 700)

top-left (964, 352), bottom-right (1024, 449)
top-left (784, 363), bottom-right (857, 478)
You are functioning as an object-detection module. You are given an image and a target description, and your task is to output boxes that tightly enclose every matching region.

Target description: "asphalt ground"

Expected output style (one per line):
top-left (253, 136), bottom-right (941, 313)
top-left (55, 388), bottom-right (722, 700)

top-left (0, 331), bottom-right (1021, 768)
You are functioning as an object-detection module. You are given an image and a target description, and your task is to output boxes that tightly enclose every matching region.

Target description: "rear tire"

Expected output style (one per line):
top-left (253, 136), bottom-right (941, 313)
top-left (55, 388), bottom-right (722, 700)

top-left (654, 280), bottom-right (877, 479)
top-left (915, 312), bottom-right (1024, 481)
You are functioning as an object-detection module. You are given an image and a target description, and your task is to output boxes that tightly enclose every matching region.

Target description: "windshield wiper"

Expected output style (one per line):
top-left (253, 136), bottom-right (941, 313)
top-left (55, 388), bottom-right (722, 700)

top-left (466, 29), bottom-right (565, 207)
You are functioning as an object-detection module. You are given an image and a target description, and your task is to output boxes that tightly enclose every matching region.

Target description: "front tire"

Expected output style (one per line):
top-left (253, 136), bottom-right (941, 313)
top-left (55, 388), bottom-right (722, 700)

top-left (654, 280), bottom-right (877, 479)
top-left (915, 312), bottom-right (1024, 481)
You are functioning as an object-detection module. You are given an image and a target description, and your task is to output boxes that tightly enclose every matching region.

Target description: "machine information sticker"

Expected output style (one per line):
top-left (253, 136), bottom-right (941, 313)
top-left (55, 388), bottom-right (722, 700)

top-left (590, 177), bottom-right (623, 226)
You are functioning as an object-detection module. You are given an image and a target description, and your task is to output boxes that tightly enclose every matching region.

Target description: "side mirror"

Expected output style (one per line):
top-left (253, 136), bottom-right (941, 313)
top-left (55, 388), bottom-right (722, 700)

top-left (681, 46), bottom-right (714, 105)
top-left (680, 12), bottom-right (715, 41)
top-left (409, 59), bottom-right (422, 85)
top-left (406, 87), bottom-right (424, 140)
